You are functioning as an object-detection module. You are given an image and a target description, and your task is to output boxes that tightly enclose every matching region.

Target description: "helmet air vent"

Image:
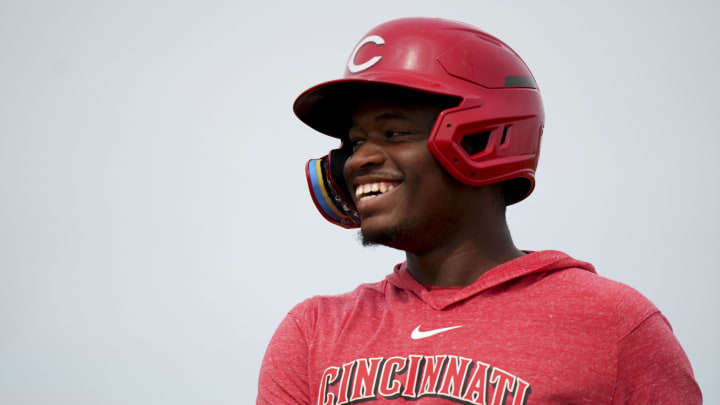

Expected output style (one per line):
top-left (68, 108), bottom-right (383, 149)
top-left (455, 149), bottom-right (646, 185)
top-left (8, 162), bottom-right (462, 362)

top-left (460, 131), bottom-right (491, 156)
top-left (500, 126), bottom-right (510, 145)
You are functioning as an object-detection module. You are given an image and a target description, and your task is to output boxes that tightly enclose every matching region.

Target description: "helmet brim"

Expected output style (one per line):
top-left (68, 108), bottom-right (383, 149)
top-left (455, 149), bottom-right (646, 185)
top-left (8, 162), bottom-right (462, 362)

top-left (293, 74), bottom-right (460, 139)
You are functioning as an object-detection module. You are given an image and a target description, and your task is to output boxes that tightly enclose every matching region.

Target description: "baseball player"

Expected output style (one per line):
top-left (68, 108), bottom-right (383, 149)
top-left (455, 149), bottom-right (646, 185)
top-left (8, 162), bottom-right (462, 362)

top-left (258, 18), bottom-right (701, 404)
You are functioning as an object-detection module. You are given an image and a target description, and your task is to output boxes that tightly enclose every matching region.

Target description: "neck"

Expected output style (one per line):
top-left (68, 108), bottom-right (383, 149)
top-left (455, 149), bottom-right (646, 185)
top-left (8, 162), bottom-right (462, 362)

top-left (405, 214), bottom-right (523, 287)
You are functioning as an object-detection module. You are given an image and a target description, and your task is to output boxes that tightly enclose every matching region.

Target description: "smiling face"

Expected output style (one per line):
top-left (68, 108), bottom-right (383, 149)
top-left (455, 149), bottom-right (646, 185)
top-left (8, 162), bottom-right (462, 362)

top-left (343, 90), bottom-right (469, 251)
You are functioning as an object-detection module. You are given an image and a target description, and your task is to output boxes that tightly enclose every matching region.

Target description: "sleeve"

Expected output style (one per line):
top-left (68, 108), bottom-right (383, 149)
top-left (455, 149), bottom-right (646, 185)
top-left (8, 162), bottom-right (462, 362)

top-left (257, 309), bottom-right (311, 405)
top-left (612, 312), bottom-right (702, 404)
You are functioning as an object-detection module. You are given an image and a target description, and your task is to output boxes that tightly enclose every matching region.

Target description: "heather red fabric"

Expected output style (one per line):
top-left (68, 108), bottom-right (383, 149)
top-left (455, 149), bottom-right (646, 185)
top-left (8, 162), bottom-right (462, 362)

top-left (257, 251), bottom-right (701, 404)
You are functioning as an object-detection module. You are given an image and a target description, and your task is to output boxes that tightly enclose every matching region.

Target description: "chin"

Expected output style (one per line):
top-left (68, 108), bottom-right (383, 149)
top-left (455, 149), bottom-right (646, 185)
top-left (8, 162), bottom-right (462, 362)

top-left (359, 213), bottom-right (455, 252)
top-left (359, 227), bottom-right (399, 247)
top-left (358, 218), bottom-right (416, 249)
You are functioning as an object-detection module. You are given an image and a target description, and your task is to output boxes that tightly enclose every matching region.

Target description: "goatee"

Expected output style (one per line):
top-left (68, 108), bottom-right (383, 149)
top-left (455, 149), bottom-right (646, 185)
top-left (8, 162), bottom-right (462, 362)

top-left (357, 227), bottom-right (400, 247)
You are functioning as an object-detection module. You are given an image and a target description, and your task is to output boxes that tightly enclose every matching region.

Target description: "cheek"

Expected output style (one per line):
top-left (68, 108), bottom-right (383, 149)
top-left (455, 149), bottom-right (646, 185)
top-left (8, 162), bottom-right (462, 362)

top-left (410, 152), bottom-right (461, 203)
top-left (410, 149), bottom-right (446, 182)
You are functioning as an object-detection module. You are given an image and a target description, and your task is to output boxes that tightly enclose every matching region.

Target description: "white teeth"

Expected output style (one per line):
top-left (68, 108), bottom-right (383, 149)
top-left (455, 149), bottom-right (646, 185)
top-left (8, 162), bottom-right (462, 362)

top-left (356, 182), bottom-right (398, 200)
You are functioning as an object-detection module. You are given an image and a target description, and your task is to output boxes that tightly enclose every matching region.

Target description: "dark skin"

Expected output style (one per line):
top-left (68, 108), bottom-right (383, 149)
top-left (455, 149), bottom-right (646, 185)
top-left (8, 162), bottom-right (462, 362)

top-left (343, 93), bottom-right (524, 287)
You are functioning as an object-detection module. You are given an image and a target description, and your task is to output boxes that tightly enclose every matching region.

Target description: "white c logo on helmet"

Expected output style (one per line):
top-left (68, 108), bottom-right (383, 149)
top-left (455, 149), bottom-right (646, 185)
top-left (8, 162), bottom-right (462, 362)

top-left (347, 35), bottom-right (385, 73)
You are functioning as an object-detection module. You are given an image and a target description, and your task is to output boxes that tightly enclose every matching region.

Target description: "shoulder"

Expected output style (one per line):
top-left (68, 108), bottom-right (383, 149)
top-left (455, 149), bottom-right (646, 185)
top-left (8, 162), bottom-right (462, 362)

top-left (286, 279), bottom-right (389, 334)
top-left (261, 279), bottom-right (388, 361)
top-left (540, 266), bottom-right (660, 339)
top-left (291, 278), bottom-right (388, 314)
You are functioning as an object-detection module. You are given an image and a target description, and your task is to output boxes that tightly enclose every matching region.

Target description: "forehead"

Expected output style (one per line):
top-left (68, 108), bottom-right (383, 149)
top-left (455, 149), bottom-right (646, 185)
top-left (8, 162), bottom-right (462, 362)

top-left (348, 86), bottom-right (459, 127)
top-left (350, 100), bottom-right (437, 124)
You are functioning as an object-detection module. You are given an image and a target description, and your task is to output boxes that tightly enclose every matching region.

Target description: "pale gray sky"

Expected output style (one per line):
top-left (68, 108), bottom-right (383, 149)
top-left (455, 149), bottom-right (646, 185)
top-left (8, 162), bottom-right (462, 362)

top-left (1, 0), bottom-right (718, 403)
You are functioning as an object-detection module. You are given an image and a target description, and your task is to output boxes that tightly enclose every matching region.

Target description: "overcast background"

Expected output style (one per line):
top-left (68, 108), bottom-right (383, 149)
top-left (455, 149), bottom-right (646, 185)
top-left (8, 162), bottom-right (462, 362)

top-left (1, 0), bottom-right (718, 404)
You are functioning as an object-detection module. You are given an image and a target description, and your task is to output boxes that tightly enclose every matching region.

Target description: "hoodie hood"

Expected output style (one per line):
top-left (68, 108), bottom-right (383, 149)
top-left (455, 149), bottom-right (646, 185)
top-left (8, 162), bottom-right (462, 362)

top-left (385, 250), bottom-right (595, 311)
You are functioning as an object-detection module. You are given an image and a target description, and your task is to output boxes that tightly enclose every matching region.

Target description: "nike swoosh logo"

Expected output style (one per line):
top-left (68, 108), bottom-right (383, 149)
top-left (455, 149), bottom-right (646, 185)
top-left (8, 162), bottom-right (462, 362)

top-left (411, 325), bottom-right (463, 340)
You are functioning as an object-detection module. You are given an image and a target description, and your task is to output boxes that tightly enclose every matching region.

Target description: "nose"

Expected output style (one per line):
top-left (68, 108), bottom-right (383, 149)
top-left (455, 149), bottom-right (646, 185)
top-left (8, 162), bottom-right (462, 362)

top-left (344, 140), bottom-right (386, 178)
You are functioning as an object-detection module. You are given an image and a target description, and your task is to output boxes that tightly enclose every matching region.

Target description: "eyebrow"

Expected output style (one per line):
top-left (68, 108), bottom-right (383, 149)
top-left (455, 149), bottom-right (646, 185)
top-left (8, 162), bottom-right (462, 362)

top-left (375, 112), bottom-right (412, 122)
top-left (350, 112), bottom-right (413, 128)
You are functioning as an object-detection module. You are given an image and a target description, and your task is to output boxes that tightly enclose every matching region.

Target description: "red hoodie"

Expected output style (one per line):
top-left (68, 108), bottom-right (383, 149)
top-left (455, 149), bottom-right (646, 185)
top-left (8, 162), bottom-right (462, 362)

top-left (258, 251), bottom-right (701, 404)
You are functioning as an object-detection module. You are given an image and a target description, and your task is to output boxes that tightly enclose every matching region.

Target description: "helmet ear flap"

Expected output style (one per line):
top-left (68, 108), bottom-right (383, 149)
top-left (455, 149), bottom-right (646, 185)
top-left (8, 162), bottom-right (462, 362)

top-left (305, 148), bottom-right (360, 228)
top-left (428, 94), bottom-right (541, 204)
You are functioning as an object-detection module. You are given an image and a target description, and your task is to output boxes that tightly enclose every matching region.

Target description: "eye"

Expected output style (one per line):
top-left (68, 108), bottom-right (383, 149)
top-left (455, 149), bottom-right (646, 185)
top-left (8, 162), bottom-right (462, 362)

top-left (346, 127), bottom-right (366, 152)
top-left (385, 130), bottom-right (411, 138)
top-left (348, 137), bottom-right (364, 151)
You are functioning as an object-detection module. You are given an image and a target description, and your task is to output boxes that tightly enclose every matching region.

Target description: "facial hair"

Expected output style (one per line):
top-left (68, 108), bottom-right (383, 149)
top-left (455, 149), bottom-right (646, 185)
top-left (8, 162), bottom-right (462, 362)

top-left (357, 228), bottom-right (399, 247)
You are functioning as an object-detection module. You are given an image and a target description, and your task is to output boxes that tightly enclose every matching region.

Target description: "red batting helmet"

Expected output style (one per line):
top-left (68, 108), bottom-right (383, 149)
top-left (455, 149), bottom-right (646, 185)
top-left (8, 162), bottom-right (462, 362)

top-left (296, 17), bottom-right (544, 228)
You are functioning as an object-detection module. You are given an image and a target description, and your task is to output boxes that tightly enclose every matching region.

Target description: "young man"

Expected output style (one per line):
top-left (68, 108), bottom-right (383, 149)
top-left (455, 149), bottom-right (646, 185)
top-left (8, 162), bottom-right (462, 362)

top-left (258, 18), bottom-right (701, 404)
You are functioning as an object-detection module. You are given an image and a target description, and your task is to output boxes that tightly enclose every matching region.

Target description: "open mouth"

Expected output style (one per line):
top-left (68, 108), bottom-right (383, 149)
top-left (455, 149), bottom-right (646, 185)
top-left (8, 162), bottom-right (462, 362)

top-left (355, 181), bottom-right (400, 202)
